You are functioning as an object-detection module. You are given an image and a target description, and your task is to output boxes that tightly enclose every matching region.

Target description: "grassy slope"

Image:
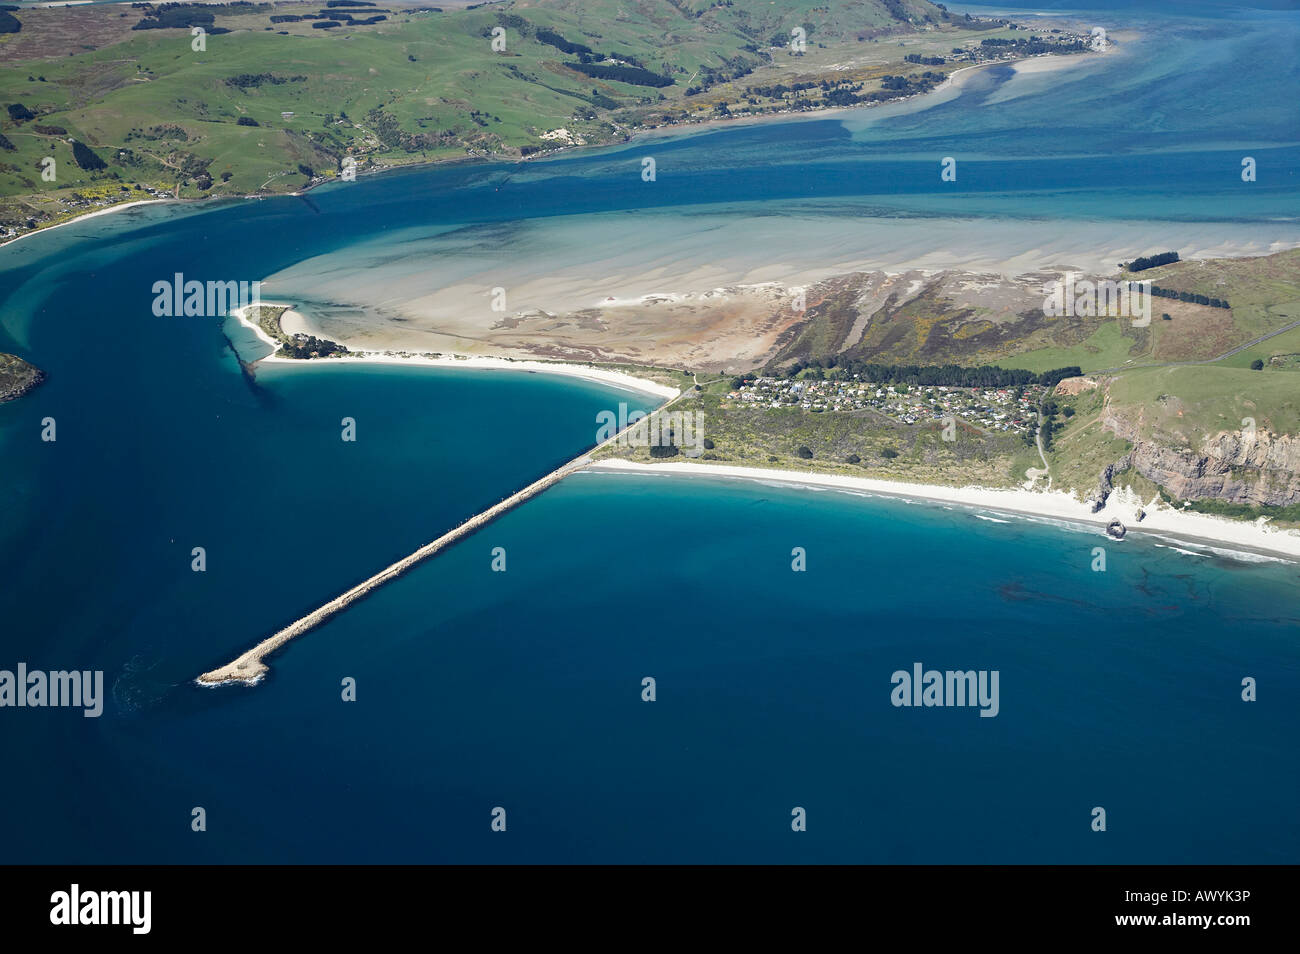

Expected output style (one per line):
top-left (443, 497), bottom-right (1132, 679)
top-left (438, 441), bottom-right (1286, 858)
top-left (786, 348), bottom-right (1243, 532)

top-left (0, 1), bottom-right (931, 185)
top-left (1107, 365), bottom-right (1300, 445)
top-left (1004, 250), bottom-right (1300, 373)
top-left (997, 320), bottom-right (1146, 374)
top-left (0, 0), bottom-right (1028, 222)
top-left (1041, 383), bottom-right (1133, 499)
top-left (1041, 347), bottom-right (1300, 512)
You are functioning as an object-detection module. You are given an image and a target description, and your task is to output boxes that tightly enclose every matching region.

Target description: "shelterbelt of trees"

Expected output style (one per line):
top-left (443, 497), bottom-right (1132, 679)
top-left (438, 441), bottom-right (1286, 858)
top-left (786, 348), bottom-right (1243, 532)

top-left (1124, 251), bottom-right (1180, 272)
top-left (743, 361), bottom-right (1083, 389)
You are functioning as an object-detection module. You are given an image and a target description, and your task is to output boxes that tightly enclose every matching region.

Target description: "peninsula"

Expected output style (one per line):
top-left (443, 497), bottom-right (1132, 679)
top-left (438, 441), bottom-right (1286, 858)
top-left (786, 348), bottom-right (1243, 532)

top-left (0, 353), bottom-right (45, 403)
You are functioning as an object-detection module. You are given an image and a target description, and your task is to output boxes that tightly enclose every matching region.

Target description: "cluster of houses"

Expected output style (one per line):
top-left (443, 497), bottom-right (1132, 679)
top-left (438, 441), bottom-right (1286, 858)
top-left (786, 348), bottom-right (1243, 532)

top-left (58, 186), bottom-right (169, 213)
top-left (1, 185), bottom-right (173, 242)
top-left (725, 377), bottom-right (1047, 435)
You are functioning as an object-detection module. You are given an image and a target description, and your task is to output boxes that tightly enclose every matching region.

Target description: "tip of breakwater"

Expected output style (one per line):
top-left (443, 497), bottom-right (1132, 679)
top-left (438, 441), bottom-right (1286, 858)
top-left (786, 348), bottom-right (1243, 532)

top-left (196, 660), bottom-right (269, 688)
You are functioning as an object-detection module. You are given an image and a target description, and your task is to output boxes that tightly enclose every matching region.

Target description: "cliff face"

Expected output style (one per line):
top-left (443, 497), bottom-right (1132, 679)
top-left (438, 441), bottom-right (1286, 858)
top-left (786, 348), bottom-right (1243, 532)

top-left (1102, 409), bottom-right (1300, 507)
top-left (0, 353), bottom-right (45, 403)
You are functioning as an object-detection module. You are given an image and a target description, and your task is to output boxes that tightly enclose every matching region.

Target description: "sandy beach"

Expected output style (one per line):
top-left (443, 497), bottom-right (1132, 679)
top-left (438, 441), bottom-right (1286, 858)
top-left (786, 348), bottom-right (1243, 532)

top-left (259, 211), bottom-right (1300, 370)
top-left (266, 351), bottom-right (683, 400)
top-left (229, 303), bottom-right (681, 400)
top-left (0, 199), bottom-right (170, 252)
top-left (586, 459), bottom-right (1300, 563)
top-left (230, 298), bottom-right (1300, 566)
top-left (625, 53), bottom-right (1022, 146)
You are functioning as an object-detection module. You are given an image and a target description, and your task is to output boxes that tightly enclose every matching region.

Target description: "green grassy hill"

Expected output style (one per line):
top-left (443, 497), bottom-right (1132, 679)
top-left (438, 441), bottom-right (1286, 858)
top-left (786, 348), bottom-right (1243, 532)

top-left (1107, 365), bottom-right (1300, 445)
top-left (0, 0), bottom-right (1056, 234)
top-left (764, 250), bottom-right (1300, 376)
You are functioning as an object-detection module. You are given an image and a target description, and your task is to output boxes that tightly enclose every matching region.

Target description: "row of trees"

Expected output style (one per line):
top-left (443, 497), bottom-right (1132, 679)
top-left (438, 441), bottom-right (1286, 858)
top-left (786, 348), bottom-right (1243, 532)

top-left (323, 12), bottom-right (386, 25)
top-left (980, 36), bottom-right (1087, 54)
top-left (71, 140), bottom-right (107, 171)
top-left (744, 81), bottom-right (819, 99)
top-left (1149, 285), bottom-right (1229, 309)
top-left (565, 62), bottom-right (673, 88)
top-left (133, 6), bottom-right (217, 30)
top-left (281, 335), bottom-right (347, 359)
top-left (1124, 251), bottom-right (1179, 272)
top-left (754, 361), bottom-right (1081, 389)
top-left (491, 15), bottom-right (675, 91)
top-left (225, 73), bottom-right (306, 89)
top-left (536, 28), bottom-right (592, 55)
top-left (1037, 398), bottom-right (1062, 450)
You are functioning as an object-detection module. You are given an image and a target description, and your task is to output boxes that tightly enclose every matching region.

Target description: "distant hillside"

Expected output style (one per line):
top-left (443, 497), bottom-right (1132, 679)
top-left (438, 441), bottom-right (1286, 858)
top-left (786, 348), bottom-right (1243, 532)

top-left (521, 0), bottom-right (953, 40)
top-left (0, 0), bottom-right (1064, 238)
top-left (761, 250), bottom-right (1300, 376)
top-left (1034, 251), bottom-right (1300, 516)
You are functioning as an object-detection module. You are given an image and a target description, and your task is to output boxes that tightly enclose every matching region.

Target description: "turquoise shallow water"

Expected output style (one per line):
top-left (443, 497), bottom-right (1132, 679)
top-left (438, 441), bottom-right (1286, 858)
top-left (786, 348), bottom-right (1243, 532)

top-left (0, 0), bottom-right (1297, 862)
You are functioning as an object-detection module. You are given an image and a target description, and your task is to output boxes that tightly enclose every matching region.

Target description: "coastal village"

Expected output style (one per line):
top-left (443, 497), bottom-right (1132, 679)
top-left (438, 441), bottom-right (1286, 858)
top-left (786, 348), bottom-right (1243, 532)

top-left (0, 184), bottom-right (172, 243)
top-left (724, 376), bottom-right (1047, 437)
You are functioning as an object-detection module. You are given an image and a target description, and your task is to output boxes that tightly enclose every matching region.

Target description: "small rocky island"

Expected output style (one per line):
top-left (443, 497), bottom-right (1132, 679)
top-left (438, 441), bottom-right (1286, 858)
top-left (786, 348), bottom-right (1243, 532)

top-left (0, 353), bottom-right (45, 403)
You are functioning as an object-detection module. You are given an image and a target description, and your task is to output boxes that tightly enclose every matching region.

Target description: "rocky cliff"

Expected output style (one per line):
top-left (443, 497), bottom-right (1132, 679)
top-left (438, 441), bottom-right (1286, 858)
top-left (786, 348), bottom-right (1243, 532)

top-left (1101, 408), bottom-right (1300, 507)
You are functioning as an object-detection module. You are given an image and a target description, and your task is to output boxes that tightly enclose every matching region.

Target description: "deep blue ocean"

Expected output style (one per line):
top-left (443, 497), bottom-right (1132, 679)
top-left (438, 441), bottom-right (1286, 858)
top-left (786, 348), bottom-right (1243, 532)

top-left (0, 0), bottom-right (1297, 862)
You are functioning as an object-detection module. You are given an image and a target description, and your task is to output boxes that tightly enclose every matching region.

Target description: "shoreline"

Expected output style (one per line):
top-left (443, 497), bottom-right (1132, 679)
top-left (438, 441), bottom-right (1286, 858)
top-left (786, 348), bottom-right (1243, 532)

top-left (580, 54), bottom-right (1048, 147)
top-left (0, 198), bottom-right (171, 252)
top-left (232, 304), bottom-right (1300, 564)
top-left (0, 43), bottom-right (1095, 253)
top-left (229, 304), bottom-right (681, 401)
top-left (585, 460), bottom-right (1300, 564)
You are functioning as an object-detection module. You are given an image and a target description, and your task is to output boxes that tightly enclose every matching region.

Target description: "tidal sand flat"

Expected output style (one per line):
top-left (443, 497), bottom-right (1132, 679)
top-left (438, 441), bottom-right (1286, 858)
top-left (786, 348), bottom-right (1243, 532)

top-left (251, 9), bottom-right (1300, 367)
top-left (261, 207), bottom-right (1299, 367)
top-left (228, 304), bottom-right (681, 399)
